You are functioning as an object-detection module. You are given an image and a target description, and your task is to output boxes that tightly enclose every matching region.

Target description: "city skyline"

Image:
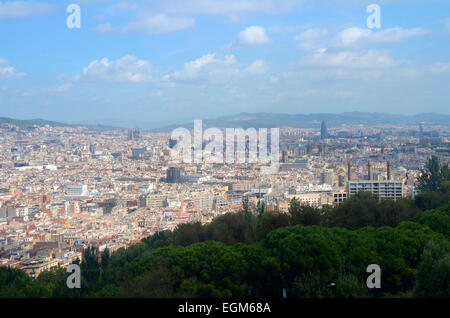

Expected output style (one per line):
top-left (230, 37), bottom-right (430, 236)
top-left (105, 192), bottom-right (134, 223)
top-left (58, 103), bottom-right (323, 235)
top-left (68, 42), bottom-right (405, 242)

top-left (0, 0), bottom-right (450, 126)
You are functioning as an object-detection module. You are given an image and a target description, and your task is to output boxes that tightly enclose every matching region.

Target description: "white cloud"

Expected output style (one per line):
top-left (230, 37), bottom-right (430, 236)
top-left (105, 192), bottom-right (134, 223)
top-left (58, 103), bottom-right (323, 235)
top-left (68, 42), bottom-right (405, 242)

top-left (75, 55), bottom-right (154, 83)
top-left (430, 62), bottom-right (450, 74)
top-left (238, 26), bottom-right (270, 46)
top-left (0, 58), bottom-right (26, 78)
top-left (442, 17), bottom-right (450, 34)
top-left (297, 50), bottom-right (397, 69)
top-left (55, 83), bottom-right (73, 92)
top-left (123, 14), bottom-right (195, 34)
top-left (94, 23), bottom-right (113, 33)
top-left (167, 53), bottom-right (239, 82)
top-left (273, 47), bottom-right (411, 83)
top-left (244, 60), bottom-right (269, 74)
top-left (332, 28), bottom-right (371, 48)
top-left (72, 53), bottom-right (268, 86)
top-left (331, 27), bottom-right (429, 49)
top-left (0, 1), bottom-right (53, 19)
top-left (294, 28), bottom-right (328, 51)
top-left (227, 26), bottom-right (270, 49)
top-left (165, 53), bottom-right (269, 84)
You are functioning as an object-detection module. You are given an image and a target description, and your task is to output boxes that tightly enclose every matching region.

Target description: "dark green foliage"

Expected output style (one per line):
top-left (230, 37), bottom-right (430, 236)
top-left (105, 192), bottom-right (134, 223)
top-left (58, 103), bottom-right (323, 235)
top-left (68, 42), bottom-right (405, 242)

top-left (0, 267), bottom-right (50, 298)
top-left (415, 181), bottom-right (450, 210)
top-left (334, 274), bottom-right (369, 298)
top-left (173, 222), bottom-right (204, 246)
top-left (257, 211), bottom-right (291, 240)
top-left (203, 211), bottom-right (258, 245)
top-left (289, 198), bottom-right (324, 226)
top-left (288, 273), bottom-right (334, 298)
top-left (81, 246), bottom-right (102, 292)
top-left (37, 267), bottom-right (83, 298)
top-left (414, 203), bottom-right (450, 237)
top-left (414, 240), bottom-right (450, 297)
top-left (120, 266), bottom-right (178, 298)
top-left (288, 273), bottom-right (368, 298)
top-left (327, 192), bottom-right (420, 230)
top-left (415, 156), bottom-right (450, 210)
top-left (417, 156), bottom-right (450, 192)
top-left (262, 222), bottom-right (441, 293)
top-left (2, 188), bottom-right (450, 298)
top-left (142, 230), bottom-right (173, 249)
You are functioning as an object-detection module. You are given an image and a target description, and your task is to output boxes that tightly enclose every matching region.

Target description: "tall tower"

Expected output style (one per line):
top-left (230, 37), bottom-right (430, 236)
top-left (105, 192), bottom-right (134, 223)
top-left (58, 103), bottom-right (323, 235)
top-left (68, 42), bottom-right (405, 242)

top-left (281, 149), bottom-right (288, 163)
top-left (321, 121), bottom-right (328, 140)
top-left (368, 160), bottom-right (373, 181)
top-left (347, 161), bottom-right (352, 181)
top-left (134, 127), bottom-right (140, 140)
top-left (306, 143), bottom-right (313, 155)
top-left (167, 167), bottom-right (181, 184)
top-left (387, 160), bottom-right (392, 180)
top-left (419, 124), bottom-right (424, 145)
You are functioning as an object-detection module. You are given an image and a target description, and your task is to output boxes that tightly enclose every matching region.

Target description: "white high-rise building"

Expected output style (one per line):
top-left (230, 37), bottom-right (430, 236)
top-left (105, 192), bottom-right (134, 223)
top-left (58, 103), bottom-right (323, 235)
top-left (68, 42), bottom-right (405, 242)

top-left (66, 184), bottom-right (89, 197)
top-left (347, 181), bottom-right (403, 201)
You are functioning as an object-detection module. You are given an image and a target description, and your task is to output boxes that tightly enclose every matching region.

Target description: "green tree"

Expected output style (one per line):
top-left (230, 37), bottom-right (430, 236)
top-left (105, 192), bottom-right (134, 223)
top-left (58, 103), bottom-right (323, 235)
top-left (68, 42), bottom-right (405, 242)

top-left (414, 203), bottom-right (450, 237)
top-left (414, 240), bottom-right (450, 297)
top-left (81, 246), bottom-right (101, 293)
top-left (0, 267), bottom-right (50, 298)
top-left (334, 274), bottom-right (369, 298)
top-left (288, 198), bottom-right (323, 226)
top-left (327, 192), bottom-right (380, 230)
top-left (242, 196), bottom-right (252, 214)
top-left (256, 200), bottom-right (266, 217)
top-left (257, 211), bottom-right (290, 240)
top-left (415, 181), bottom-right (450, 210)
top-left (417, 156), bottom-right (450, 192)
top-left (120, 266), bottom-right (177, 298)
top-left (173, 222), bottom-right (204, 246)
top-left (288, 273), bottom-right (334, 298)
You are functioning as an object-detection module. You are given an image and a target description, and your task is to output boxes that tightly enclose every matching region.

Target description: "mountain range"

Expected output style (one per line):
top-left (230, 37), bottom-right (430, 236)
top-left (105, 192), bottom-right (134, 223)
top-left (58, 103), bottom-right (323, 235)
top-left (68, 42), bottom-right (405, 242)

top-left (149, 112), bottom-right (450, 132)
top-left (2, 112), bottom-right (450, 131)
top-left (0, 117), bottom-right (118, 130)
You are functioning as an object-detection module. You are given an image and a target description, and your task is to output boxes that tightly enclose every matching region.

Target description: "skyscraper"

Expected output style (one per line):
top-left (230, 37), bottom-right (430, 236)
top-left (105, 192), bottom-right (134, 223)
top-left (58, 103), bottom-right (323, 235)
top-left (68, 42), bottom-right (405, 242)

top-left (169, 138), bottom-right (177, 149)
top-left (306, 143), bottom-right (313, 155)
top-left (419, 123), bottom-right (424, 145)
top-left (368, 160), bottom-right (373, 181)
top-left (167, 167), bottom-right (181, 184)
top-left (281, 149), bottom-right (288, 163)
top-left (321, 121), bottom-right (328, 140)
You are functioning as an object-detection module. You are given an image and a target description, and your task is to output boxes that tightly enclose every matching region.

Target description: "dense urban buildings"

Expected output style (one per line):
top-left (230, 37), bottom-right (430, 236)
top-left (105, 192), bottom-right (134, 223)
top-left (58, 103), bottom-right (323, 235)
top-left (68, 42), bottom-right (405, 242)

top-left (0, 120), bottom-right (449, 277)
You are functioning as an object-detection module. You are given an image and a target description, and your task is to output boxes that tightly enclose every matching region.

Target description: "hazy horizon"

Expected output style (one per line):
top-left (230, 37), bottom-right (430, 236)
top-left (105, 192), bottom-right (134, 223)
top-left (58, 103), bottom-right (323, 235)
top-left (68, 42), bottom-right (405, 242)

top-left (3, 110), bottom-right (450, 130)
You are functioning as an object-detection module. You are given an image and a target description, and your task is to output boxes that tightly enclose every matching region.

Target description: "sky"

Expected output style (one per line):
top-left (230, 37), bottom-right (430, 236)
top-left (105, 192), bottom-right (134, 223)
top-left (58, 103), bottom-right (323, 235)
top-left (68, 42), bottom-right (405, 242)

top-left (0, 0), bottom-right (450, 127)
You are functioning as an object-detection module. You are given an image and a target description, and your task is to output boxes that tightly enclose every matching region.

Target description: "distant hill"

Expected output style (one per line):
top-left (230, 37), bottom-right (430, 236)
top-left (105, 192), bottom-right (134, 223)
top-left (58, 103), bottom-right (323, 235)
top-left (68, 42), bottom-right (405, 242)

top-left (0, 117), bottom-right (71, 128)
top-left (150, 112), bottom-right (450, 132)
top-left (0, 117), bottom-right (120, 130)
top-left (3, 112), bottom-right (449, 131)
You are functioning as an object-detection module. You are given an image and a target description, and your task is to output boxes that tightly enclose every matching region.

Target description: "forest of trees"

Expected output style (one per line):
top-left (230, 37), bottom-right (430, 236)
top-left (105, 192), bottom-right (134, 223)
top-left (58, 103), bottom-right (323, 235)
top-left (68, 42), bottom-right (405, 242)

top-left (1, 156), bottom-right (449, 298)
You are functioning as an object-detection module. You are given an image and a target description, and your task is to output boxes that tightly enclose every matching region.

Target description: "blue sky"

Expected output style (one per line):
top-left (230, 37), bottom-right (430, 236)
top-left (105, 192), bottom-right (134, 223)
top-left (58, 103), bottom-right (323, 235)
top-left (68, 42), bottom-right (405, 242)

top-left (0, 0), bottom-right (450, 127)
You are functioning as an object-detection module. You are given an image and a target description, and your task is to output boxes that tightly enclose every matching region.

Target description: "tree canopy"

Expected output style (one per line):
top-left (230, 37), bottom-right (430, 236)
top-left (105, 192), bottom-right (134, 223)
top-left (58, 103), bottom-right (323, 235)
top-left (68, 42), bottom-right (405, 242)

top-left (2, 187), bottom-right (450, 298)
